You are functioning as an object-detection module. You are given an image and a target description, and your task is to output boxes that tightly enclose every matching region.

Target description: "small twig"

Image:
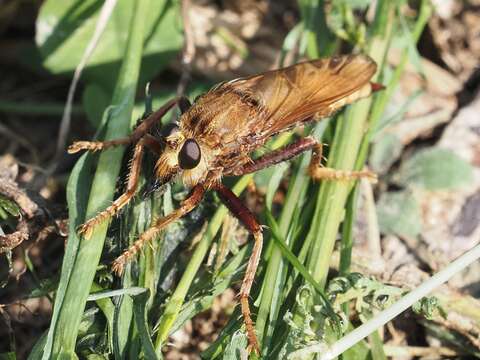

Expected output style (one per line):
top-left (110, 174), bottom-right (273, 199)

top-left (383, 345), bottom-right (460, 357)
top-left (0, 177), bottom-right (37, 253)
top-left (0, 219), bottom-right (28, 253)
top-left (49, 0), bottom-right (118, 174)
top-left (0, 305), bottom-right (15, 353)
top-left (176, 0), bottom-right (196, 98)
top-left (0, 179), bottom-right (38, 218)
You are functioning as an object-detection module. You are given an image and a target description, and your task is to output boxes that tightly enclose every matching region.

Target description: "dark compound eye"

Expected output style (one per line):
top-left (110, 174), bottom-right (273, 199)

top-left (161, 123), bottom-right (179, 138)
top-left (178, 139), bottom-right (201, 169)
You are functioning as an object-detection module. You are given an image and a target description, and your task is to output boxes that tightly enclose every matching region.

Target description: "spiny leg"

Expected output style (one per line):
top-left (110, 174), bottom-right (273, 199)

top-left (229, 136), bottom-right (318, 176)
top-left (112, 184), bottom-right (205, 274)
top-left (68, 97), bottom-right (182, 154)
top-left (229, 135), bottom-right (376, 182)
top-left (78, 138), bottom-right (147, 238)
top-left (308, 142), bottom-right (377, 182)
top-left (214, 183), bottom-right (263, 355)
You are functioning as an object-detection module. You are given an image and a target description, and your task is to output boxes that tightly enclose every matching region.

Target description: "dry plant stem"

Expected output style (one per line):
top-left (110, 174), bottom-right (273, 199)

top-left (177, 0), bottom-right (195, 97)
top-left (112, 184), bottom-right (205, 274)
top-left (317, 244), bottom-right (480, 360)
top-left (214, 183), bottom-right (263, 355)
top-left (52, 0), bottom-right (118, 169)
top-left (0, 219), bottom-right (28, 253)
top-left (383, 345), bottom-right (459, 358)
top-left (0, 177), bottom-right (38, 252)
top-left (0, 179), bottom-right (38, 218)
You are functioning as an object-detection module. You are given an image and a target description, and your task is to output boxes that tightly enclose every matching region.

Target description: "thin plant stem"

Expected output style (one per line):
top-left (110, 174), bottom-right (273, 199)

top-left (319, 244), bottom-right (480, 360)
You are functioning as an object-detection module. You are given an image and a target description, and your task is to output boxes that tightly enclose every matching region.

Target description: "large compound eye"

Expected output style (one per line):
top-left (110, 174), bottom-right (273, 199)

top-left (178, 139), bottom-right (201, 169)
top-left (161, 123), bottom-right (179, 138)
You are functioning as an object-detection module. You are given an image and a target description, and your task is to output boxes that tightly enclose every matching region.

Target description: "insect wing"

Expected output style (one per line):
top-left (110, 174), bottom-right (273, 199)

top-left (227, 54), bottom-right (377, 138)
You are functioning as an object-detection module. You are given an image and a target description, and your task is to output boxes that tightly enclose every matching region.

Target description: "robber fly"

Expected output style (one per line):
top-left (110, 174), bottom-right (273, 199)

top-left (69, 54), bottom-right (381, 354)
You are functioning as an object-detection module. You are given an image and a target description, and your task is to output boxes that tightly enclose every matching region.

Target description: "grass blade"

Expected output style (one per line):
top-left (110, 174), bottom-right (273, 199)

top-left (42, 0), bottom-right (151, 357)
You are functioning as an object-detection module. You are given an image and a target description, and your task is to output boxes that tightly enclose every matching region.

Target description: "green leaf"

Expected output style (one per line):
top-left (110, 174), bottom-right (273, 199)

top-left (369, 133), bottom-right (404, 173)
top-left (0, 195), bottom-right (21, 218)
top-left (376, 190), bottom-right (422, 239)
top-left (27, 333), bottom-right (47, 360)
top-left (82, 83), bottom-right (110, 128)
top-left (0, 353), bottom-right (16, 360)
top-left (41, 0), bottom-right (152, 358)
top-left (131, 290), bottom-right (158, 360)
top-left (40, 152), bottom-right (92, 359)
top-left (395, 148), bottom-right (474, 190)
top-left (368, 330), bottom-right (387, 360)
top-left (36, 0), bottom-right (182, 86)
top-left (87, 287), bottom-right (147, 301)
top-left (168, 245), bottom-right (248, 336)
top-left (222, 330), bottom-right (248, 360)
top-left (264, 210), bottom-right (332, 311)
top-left (264, 162), bottom-right (289, 210)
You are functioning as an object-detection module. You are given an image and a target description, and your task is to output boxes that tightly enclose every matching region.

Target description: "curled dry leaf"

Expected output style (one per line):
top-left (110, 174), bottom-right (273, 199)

top-left (0, 157), bottom-right (39, 253)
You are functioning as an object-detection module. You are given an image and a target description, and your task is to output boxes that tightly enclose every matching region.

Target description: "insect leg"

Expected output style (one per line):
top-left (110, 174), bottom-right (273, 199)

top-left (214, 183), bottom-right (262, 355)
top-left (68, 98), bottom-right (179, 154)
top-left (230, 136), bottom-right (318, 175)
top-left (78, 138), bottom-right (147, 238)
top-left (309, 143), bottom-right (377, 182)
top-left (230, 136), bottom-right (376, 182)
top-left (142, 134), bottom-right (163, 155)
top-left (178, 96), bottom-right (192, 114)
top-left (112, 184), bottom-right (205, 274)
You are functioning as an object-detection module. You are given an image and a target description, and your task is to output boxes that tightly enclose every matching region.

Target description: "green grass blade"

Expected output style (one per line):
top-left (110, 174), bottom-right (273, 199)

top-left (255, 154), bottom-right (311, 349)
top-left (339, 185), bottom-right (359, 277)
top-left (131, 290), bottom-right (158, 360)
top-left (168, 245), bottom-right (249, 335)
top-left (306, 103), bottom-right (372, 288)
top-left (42, 0), bottom-right (151, 358)
top-left (264, 210), bottom-right (333, 312)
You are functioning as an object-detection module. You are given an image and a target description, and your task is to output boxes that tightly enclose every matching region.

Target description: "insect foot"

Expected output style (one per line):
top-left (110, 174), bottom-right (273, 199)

top-left (77, 211), bottom-right (113, 239)
top-left (68, 141), bottom-right (105, 153)
top-left (239, 230), bottom-right (263, 356)
top-left (309, 165), bottom-right (378, 183)
top-left (240, 293), bottom-right (261, 356)
top-left (77, 221), bottom-right (97, 239)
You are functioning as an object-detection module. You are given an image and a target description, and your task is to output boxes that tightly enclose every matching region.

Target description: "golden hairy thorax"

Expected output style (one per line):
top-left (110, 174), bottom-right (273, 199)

top-left (155, 54), bottom-right (377, 188)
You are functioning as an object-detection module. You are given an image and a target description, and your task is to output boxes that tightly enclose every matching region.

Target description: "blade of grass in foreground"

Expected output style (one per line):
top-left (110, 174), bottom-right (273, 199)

top-left (40, 0), bottom-right (151, 358)
top-left (304, 12), bottom-right (388, 295)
